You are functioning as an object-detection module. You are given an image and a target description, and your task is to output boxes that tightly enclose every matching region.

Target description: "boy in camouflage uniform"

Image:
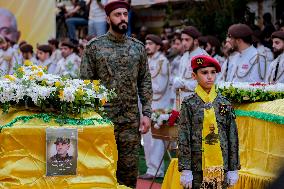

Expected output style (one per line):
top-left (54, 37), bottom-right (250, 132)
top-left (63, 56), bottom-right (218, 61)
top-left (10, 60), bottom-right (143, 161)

top-left (178, 55), bottom-right (240, 189)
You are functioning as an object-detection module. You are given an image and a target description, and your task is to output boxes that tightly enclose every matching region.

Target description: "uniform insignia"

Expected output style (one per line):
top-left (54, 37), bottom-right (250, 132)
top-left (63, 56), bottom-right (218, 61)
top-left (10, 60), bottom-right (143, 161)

top-left (242, 64), bottom-right (249, 69)
top-left (204, 102), bottom-right (213, 110)
top-left (219, 103), bottom-right (229, 116)
top-left (196, 58), bottom-right (204, 64)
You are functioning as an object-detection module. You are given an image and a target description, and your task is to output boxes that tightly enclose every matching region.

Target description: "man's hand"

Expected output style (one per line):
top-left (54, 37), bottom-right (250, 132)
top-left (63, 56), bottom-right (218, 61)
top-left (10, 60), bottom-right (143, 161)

top-left (139, 116), bottom-right (151, 134)
top-left (173, 77), bottom-right (185, 89)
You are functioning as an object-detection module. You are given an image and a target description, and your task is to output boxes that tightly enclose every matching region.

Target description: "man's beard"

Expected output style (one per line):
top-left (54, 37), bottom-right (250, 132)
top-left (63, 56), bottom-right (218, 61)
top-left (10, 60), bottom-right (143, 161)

top-left (111, 21), bottom-right (128, 34)
top-left (273, 48), bottom-right (284, 57)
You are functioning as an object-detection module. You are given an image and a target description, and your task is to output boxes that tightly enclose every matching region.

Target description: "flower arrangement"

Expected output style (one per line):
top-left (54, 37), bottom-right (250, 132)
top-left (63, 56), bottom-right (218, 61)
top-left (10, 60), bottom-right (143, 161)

top-left (0, 60), bottom-right (116, 115)
top-left (151, 109), bottom-right (180, 129)
top-left (217, 82), bottom-right (284, 103)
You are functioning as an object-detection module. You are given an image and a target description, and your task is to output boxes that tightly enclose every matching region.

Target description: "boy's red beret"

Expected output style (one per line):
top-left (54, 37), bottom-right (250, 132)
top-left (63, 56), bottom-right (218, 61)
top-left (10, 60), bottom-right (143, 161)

top-left (191, 55), bottom-right (221, 73)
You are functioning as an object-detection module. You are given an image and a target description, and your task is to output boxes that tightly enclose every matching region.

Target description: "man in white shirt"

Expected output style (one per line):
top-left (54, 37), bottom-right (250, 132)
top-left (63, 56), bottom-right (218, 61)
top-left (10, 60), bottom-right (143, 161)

top-left (36, 44), bottom-right (57, 74)
top-left (252, 30), bottom-right (274, 63)
top-left (173, 26), bottom-right (207, 103)
top-left (266, 31), bottom-right (284, 83)
top-left (217, 38), bottom-right (240, 82)
top-left (54, 41), bottom-right (81, 78)
top-left (227, 24), bottom-right (268, 82)
top-left (139, 34), bottom-right (171, 180)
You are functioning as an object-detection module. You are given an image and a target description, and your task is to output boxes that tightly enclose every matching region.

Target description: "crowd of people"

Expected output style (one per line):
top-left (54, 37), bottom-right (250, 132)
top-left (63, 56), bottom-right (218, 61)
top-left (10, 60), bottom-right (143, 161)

top-left (1, 0), bottom-right (284, 188)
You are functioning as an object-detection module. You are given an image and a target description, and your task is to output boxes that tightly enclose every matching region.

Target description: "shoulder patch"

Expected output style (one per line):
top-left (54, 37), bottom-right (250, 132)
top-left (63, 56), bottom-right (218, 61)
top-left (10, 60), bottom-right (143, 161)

top-left (86, 34), bottom-right (107, 46)
top-left (128, 36), bottom-right (145, 47)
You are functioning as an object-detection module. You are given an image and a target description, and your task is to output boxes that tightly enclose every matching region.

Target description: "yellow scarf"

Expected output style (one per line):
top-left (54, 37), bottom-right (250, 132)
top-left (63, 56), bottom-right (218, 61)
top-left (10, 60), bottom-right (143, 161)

top-left (195, 84), bottom-right (224, 187)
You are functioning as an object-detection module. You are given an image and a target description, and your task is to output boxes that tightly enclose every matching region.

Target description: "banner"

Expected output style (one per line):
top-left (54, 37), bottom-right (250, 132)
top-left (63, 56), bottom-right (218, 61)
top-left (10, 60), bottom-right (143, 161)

top-left (0, 0), bottom-right (56, 47)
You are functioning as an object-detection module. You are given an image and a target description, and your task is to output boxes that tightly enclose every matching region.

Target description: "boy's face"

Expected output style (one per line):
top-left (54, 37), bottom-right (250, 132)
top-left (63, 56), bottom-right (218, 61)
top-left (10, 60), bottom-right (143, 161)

top-left (192, 66), bottom-right (217, 91)
top-left (36, 50), bottom-right (49, 62)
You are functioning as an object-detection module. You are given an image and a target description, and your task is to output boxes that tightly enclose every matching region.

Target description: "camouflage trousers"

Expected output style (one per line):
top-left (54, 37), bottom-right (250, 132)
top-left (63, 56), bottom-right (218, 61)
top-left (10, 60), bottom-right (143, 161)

top-left (114, 122), bottom-right (141, 188)
top-left (192, 171), bottom-right (228, 189)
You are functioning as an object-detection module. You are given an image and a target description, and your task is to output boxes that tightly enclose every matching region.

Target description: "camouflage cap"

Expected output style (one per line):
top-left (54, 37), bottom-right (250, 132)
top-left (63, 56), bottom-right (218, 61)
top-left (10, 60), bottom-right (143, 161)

top-left (54, 137), bottom-right (70, 145)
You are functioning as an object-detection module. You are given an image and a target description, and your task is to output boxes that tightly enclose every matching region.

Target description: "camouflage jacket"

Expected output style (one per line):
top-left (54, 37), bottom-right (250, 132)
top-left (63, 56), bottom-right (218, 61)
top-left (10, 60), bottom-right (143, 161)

top-left (178, 92), bottom-right (240, 172)
top-left (80, 32), bottom-right (152, 124)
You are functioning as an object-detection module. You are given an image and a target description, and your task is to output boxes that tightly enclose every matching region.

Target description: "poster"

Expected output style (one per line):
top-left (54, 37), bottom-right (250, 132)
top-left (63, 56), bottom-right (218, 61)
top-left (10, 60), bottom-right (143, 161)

top-left (0, 0), bottom-right (55, 47)
top-left (46, 128), bottom-right (78, 176)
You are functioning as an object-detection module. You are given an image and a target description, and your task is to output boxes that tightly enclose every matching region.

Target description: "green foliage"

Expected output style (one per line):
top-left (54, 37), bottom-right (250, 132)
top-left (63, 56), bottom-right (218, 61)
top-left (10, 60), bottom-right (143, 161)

top-left (217, 86), bottom-right (284, 103)
top-left (185, 0), bottom-right (249, 40)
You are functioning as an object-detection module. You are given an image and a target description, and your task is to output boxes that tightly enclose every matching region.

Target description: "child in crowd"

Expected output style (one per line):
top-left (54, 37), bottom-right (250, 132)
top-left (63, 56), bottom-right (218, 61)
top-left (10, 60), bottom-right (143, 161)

top-left (178, 55), bottom-right (240, 189)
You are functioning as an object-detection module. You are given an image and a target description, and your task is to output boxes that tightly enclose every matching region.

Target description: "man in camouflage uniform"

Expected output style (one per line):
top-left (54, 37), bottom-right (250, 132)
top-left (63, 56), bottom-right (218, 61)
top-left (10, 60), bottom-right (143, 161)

top-left (80, 1), bottom-right (152, 187)
top-left (178, 55), bottom-right (240, 189)
top-left (47, 137), bottom-right (76, 176)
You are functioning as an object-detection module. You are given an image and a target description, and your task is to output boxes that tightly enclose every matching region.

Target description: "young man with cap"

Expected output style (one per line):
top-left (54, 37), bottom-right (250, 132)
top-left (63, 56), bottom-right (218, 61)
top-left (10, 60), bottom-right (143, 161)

top-left (54, 40), bottom-right (81, 78)
top-left (36, 44), bottom-right (57, 74)
top-left (80, 0), bottom-right (152, 187)
top-left (139, 34), bottom-right (171, 180)
top-left (227, 23), bottom-right (268, 82)
top-left (173, 26), bottom-right (207, 104)
top-left (266, 31), bottom-right (284, 83)
top-left (178, 55), bottom-right (240, 189)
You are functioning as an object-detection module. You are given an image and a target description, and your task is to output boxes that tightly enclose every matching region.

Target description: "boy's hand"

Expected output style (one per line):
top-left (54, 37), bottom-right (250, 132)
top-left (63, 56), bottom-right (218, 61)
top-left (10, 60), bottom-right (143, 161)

top-left (180, 170), bottom-right (193, 188)
top-left (227, 170), bottom-right (239, 186)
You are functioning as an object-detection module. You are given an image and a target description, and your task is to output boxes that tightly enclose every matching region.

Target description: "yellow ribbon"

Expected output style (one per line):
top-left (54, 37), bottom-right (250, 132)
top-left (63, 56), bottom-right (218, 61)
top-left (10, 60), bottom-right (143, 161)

top-left (195, 85), bottom-right (224, 186)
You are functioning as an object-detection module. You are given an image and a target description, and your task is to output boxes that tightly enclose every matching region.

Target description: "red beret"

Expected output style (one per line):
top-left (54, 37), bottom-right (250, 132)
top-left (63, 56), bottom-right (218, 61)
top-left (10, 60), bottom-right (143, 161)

top-left (182, 26), bottom-right (201, 39)
top-left (105, 0), bottom-right (130, 16)
top-left (228, 24), bottom-right (253, 38)
top-left (191, 55), bottom-right (221, 73)
top-left (145, 34), bottom-right (163, 46)
top-left (271, 31), bottom-right (284, 40)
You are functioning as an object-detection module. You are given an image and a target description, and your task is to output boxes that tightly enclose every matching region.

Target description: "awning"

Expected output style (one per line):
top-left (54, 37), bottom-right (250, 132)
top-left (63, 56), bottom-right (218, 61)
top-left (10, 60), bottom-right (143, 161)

top-left (132, 0), bottom-right (186, 7)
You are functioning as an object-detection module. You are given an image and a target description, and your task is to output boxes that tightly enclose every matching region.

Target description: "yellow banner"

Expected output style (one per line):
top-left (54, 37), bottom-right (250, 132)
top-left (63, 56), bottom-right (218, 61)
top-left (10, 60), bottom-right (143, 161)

top-left (0, 0), bottom-right (55, 47)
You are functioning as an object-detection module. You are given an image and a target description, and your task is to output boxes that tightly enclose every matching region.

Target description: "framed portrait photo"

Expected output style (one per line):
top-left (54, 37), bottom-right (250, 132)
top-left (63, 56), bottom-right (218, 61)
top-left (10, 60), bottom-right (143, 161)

top-left (46, 128), bottom-right (78, 176)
